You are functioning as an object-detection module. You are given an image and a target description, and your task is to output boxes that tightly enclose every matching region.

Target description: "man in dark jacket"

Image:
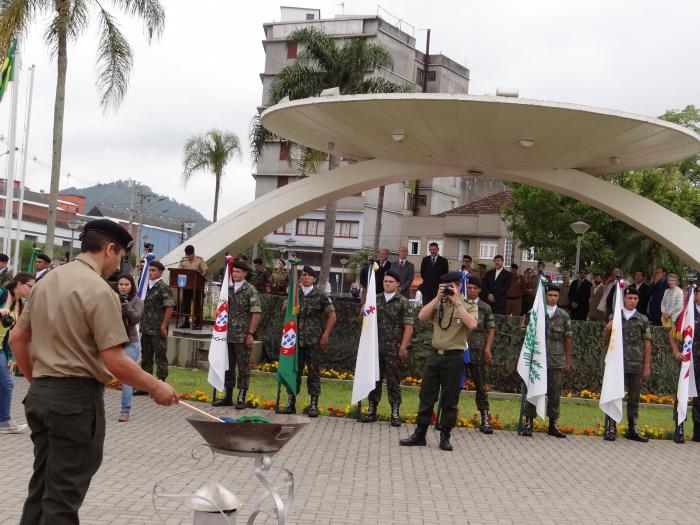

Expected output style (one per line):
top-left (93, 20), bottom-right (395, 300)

top-left (419, 242), bottom-right (449, 304)
top-left (647, 267), bottom-right (668, 326)
top-left (483, 255), bottom-right (512, 315)
top-left (630, 271), bottom-right (652, 317)
top-left (569, 269), bottom-right (592, 321)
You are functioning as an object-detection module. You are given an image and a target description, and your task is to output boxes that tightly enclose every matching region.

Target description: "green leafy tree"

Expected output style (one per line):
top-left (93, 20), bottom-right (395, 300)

top-left (250, 27), bottom-right (407, 288)
top-left (0, 0), bottom-right (165, 255)
top-left (182, 129), bottom-right (241, 222)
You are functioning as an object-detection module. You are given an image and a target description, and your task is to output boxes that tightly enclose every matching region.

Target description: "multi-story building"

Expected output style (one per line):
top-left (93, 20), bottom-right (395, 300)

top-left (256, 6), bottom-right (504, 291)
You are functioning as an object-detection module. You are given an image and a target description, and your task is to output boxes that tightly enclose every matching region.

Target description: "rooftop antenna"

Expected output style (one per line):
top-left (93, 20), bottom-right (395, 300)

top-left (337, 1), bottom-right (345, 14)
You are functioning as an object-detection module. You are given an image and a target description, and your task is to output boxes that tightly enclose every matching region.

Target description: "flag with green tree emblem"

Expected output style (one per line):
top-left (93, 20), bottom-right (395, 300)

top-left (517, 276), bottom-right (548, 419)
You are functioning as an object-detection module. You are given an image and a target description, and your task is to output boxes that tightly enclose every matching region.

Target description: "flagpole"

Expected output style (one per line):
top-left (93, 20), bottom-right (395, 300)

top-left (517, 383), bottom-right (527, 435)
top-left (12, 63), bottom-right (34, 273)
top-left (3, 45), bottom-right (20, 260)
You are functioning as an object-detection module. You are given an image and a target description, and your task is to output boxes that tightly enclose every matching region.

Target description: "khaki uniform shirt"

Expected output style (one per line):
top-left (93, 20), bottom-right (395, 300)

top-left (467, 299), bottom-right (495, 362)
top-left (431, 299), bottom-right (479, 351)
top-left (178, 255), bottom-right (208, 277)
top-left (16, 253), bottom-right (129, 384)
top-left (270, 269), bottom-right (289, 295)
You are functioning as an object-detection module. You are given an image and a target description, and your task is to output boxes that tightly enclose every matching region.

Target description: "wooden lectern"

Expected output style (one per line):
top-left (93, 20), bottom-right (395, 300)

top-left (169, 268), bottom-right (206, 329)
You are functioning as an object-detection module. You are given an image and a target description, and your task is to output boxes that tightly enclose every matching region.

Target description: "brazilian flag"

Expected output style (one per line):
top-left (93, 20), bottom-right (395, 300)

top-left (276, 257), bottom-right (302, 394)
top-left (0, 41), bottom-right (16, 104)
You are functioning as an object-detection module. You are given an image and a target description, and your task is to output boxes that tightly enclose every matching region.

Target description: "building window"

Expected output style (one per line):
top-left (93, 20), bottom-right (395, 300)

top-left (479, 240), bottom-right (498, 260)
top-left (286, 42), bottom-right (298, 59)
top-left (335, 221), bottom-right (359, 238)
top-left (274, 221), bottom-right (293, 235)
top-left (296, 219), bottom-right (358, 238)
top-left (279, 142), bottom-right (288, 160)
top-left (408, 238), bottom-right (421, 256)
top-left (427, 70), bottom-right (436, 81)
top-left (416, 68), bottom-right (425, 86)
top-left (522, 247), bottom-right (536, 262)
top-left (305, 13), bottom-right (315, 20)
top-left (458, 240), bottom-right (470, 260)
top-left (427, 238), bottom-right (444, 255)
top-left (504, 239), bottom-right (513, 266)
top-left (417, 194), bottom-right (427, 206)
top-left (277, 176), bottom-right (288, 188)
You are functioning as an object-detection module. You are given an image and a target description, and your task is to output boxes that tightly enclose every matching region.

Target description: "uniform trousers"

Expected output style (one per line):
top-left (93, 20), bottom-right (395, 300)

top-left (285, 344), bottom-right (321, 397)
top-left (525, 368), bottom-right (563, 419)
top-left (625, 372), bottom-right (642, 420)
top-left (416, 351), bottom-right (464, 430)
top-left (368, 351), bottom-right (402, 406)
top-left (466, 361), bottom-right (489, 411)
top-left (224, 342), bottom-right (250, 390)
top-left (21, 377), bottom-right (105, 525)
top-left (506, 298), bottom-right (522, 316)
top-left (141, 333), bottom-right (168, 380)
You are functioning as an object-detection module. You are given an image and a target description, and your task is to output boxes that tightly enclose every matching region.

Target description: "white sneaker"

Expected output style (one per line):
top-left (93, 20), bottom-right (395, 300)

top-left (0, 420), bottom-right (27, 434)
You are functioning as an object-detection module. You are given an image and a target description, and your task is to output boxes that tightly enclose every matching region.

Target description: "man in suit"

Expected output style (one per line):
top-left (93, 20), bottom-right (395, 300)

top-left (483, 254), bottom-right (512, 315)
top-left (568, 269), bottom-right (592, 321)
top-left (419, 242), bottom-right (449, 305)
top-left (360, 248), bottom-right (393, 295)
top-left (631, 271), bottom-right (652, 317)
top-left (587, 272), bottom-right (606, 322)
top-left (390, 245), bottom-right (414, 297)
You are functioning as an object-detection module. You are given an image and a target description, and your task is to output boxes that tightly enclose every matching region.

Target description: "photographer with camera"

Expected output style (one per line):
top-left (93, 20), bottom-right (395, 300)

top-left (114, 274), bottom-right (144, 422)
top-left (0, 272), bottom-right (34, 434)
top-left (400, 271), bottom-right (478, 451)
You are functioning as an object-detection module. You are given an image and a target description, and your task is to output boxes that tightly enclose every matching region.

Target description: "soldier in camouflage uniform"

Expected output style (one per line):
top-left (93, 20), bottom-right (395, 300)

top-left (669, 286), bottom-right (700, 443)
top-left (213, 261), bottom-right (261, 409)
top-left (280, 266), bottom-right (336, 417)
top-left (604, 286), bottom-right (652, 442)
top-left (362, 270), bottom-right (414, 427)
top-left (521, 284), bottom-right (572, 439)
top-left (139, 260), bottom-right (175, 384)
top-left (270, 259), bottom-right (289, 296)
top-left (251, 258), bottom-right (271, 294)
top-left (464, 275), bottom-right (496, 434)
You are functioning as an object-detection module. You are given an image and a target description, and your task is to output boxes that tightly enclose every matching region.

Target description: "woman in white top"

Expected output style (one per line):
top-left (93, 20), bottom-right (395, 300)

top-left (661, 273), bottom-right (684, 327)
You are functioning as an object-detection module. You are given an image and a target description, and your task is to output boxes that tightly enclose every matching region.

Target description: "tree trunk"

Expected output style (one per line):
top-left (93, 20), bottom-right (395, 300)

top-left (213, 170), bottom-right (221, 222)
top-left (372, 185), bottom-right (385, 252)
top-left (44, 2), bottom-right (69, 256)
top-left (319, 154), bottom-right (339, 289)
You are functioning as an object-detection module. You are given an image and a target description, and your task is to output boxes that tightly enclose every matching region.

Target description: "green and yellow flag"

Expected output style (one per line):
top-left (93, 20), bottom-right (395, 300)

top-left (0, 41), bottom-right (16, 104)
top-left (276, 257), bottom-right (302, 393)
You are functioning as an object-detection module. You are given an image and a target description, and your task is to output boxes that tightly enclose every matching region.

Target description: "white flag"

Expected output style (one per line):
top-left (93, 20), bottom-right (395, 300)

top-left (517, 276), bottom-right (548, 419)
top-left (208, 256), bottom-right (232, 392)
top-left (676, 285), bottom-right (698, 423)
top-left (351, 263), bottom-right (380, 404)
top-left (600, 280), bottom-right (625, 422)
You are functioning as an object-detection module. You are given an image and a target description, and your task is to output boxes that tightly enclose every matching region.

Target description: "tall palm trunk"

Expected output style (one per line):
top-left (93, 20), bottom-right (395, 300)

top-left (319, 154), bottom-right (339, 289)
top-left (44, 1), bottom-right (69, 255)
top-left (372, 185), bottom-right (385, 252)
top-left (213, 169), bottom-right (221, 222)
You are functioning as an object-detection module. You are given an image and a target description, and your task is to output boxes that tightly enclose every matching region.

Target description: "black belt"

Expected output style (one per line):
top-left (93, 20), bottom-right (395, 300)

top-left (434, 349), bottom-right (464, 355)
top-left (34, 376), bottom-right (103, 388)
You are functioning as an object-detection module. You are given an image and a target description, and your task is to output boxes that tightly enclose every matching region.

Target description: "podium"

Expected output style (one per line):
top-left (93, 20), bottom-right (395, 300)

top-left (169, 268), bottom-right (206, 329)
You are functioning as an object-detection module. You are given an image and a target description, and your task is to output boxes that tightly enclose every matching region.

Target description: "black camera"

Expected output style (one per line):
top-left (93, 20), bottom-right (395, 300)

top-left (442, 285), bottom-right (455, 296)
top-left (119, 294), bottom-right (129, 303)
top-left (0, 313), bottom-right (13, 328)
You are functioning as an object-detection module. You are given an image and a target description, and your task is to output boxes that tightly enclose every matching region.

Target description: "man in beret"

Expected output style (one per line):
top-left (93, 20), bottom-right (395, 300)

top-left (603, 286), bottom-right (652, 442)
top-left (34, 254), bottom-right (52, 281)
top-left (269, 259), bottom-right (289, 296)
top-left (177, 245), bottom-right (208, 329)
top-left (136, 260), bottom-right (175, 390)
top-left (10, 219), bottom-right (178, 523)
top-left (465, 275), bottom-right (496, 434)
top-left (250, 257), bottom-right (271, 294)
top-left (280, 266), bottom-right (336, 417)
top-left (213, 260), bottom-right (261, 409)
top-left (521, 284), bottom-right (573, 439)
top-left (362, 269), bottom-right (414, 426)
top-left (401, 271), bottom-right (478, 451)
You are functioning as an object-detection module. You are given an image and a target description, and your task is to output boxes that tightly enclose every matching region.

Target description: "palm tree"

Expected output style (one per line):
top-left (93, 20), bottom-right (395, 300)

top-left (250, 27), bottom-right (407, 288)
top-left (182, 129), bottom-right (241, 222)
top-left (0, 0), bottom-right (165, 254)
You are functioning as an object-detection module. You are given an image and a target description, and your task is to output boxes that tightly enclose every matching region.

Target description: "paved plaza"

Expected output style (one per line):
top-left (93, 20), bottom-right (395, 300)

top-left (3, 381), bottom-right (700, 524)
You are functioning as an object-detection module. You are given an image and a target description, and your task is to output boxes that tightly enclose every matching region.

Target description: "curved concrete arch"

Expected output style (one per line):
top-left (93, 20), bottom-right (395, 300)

top-left (162, 159), bottom-right (700, 271)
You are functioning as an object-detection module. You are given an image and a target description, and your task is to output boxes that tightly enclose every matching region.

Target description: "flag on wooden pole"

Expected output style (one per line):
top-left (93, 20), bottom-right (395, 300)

top-left (600, 280), bottom-right (626, 422)
top-left (517, 276), bottom-right (548, 419)
top-left (136, 253), bottom-right (155, 300)
top-left (0, 41), bottom-right (16, 104)
top-left (277, 258), bottom-right (301, 393)
top-left (208, 256), bottom-right (233, 392)
top-left (675, 285), bottom-right (698, 423)
top-left (351, 262), bottom-right (380, 404)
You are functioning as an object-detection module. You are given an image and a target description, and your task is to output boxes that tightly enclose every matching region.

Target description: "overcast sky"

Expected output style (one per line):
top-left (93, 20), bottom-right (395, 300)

top-left (0, 0), bottom-right (698, 222)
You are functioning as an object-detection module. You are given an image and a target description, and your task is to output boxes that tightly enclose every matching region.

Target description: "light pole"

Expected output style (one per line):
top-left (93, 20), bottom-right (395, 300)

top-left (180, 220), bottom-right (196, 243)
top-left (339, 257), bottom-right (348, 294)
top-left (66, 219), bottom-right (81, 261)
top-left (570, 220), bottom-right (590, 274)
top-left (283, 237), bottom-right (296, 259)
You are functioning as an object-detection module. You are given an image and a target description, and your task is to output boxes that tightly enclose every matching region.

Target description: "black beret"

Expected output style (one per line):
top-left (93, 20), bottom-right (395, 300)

top-left (253, 257), bottom-right (263, 265)
top-left (0, 253), bottom-right (8, 263)
top-left (384, 269), bottom-right (400, 282)
top-left (302, 265), bottom-right (317, 278)
top-left (467, 275), bottom-right (483, 288)
top-left (624, 286), bottom-right (639, 296)
top-left (82, 219), bottom-right (133, 251)
top-left (150, 260), bottom-right (165, 271)
top-left (144, 242), bottom-right (154, 249)
top-left (546, 284), bottom-right (560, 292)
top-left (440, 271), bottom-right (462, 284)
top-left (233, 260), bottom-right (250, 272)
top-left (36, 253), bottom-right (52, 263)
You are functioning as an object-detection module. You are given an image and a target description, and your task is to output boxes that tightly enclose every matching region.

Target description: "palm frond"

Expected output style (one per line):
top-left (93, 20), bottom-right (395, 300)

top-left (66, 0), bottom-right (89, 40)
top-left (183, 129), bottom-right (241, 184)
top-left (249, 114), bottom-right (277, 164)
top-left (268, 63), bottom-right (323, 103)
top-left (182, 133), bottom-right (212, 184)
top-left (289, 27), bottom-right (338, 72)
top-left (355, 77), bottom-right (411, 94)
top-left (111, 0), bottom-right (165, 41)
top-left (0, 0), bottom-right (48, 55)
top-left (95, 4), bottom-right (133, 110)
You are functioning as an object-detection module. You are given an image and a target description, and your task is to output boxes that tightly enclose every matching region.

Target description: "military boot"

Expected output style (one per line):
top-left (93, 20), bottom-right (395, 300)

top-left (624, 417), bottom-right (649, 442)
top-left (212, 388), bottom-right (234, 407)
top-left (361, 401), bottom-right (378, 423)
top-left (390, 403), bottom-right (401, 427)
top-left (399, 424), bottom-right (427, 446)
top-left (548, 418), bottom-right (567, 438)
top-left (279, 395), bottom-right (296, 414)
top-left (603, 418), bottom-right (617, 441)
top-left (520, 416), bottom-right (534, 437)
top-left (674, 422), bottom-right (685, 444)
top-left (693, 423), bottom-right (700, 443)
top-left (307, 396), bottom-right (319, 418)
top-left (479, 409), bottom-right (494, 434)
top-left (439, 429), bottom-right (453, 451)
top-left (235, 389), bottom-right (247, 410)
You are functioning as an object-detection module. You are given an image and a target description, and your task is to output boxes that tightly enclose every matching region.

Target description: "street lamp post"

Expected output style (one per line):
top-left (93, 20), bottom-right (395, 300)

top-left (339, 257), bottom-right (348, 294)
top-left (570, 220), bottom-right (591, 274)
top-left (66, 219), bottom-right (81, 261)
top-left (283, 237), bottom-right (296, 259)
top-left (181, 220), bottom-right (196, 243)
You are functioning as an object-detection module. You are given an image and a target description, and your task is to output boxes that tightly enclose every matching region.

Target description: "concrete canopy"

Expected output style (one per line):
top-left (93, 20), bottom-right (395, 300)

top-left (162, 94), bottom-right (700, 270)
